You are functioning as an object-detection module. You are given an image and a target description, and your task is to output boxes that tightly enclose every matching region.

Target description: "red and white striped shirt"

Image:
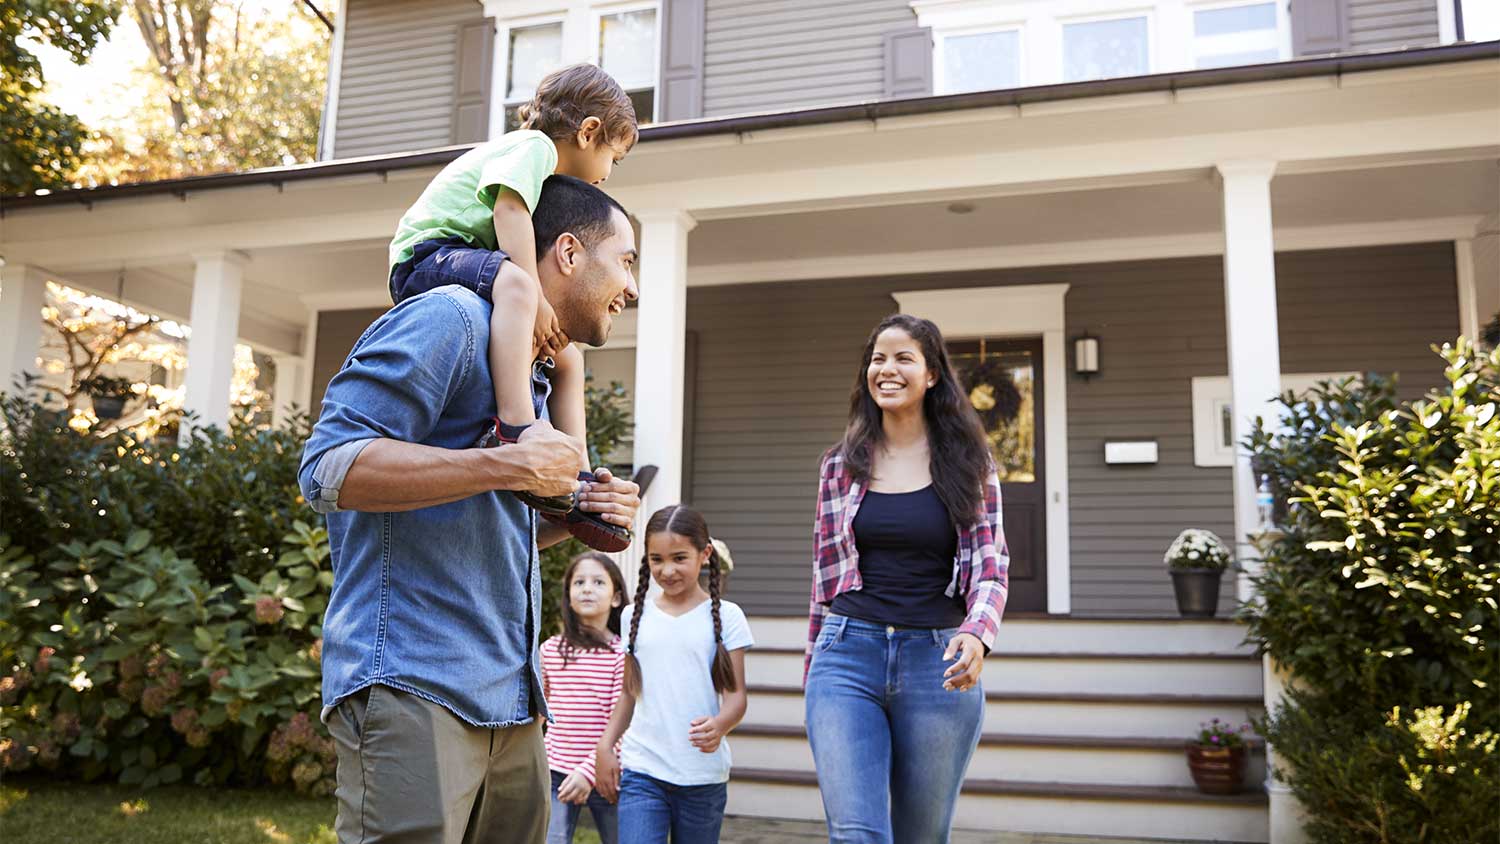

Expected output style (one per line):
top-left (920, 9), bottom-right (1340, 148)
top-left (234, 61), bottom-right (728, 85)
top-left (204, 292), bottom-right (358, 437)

top-left (540, 633), bottom-right (624, 784)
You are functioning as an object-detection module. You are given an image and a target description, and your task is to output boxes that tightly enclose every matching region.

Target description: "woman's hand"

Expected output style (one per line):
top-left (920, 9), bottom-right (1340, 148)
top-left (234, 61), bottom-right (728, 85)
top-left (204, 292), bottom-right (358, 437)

top-left (557, 770), bottom-right (592, 805)
top-left (942, 632), bottom-right (984, 692)
top-left (594, 743), bottom-right (622, 803)
top-left (688, 715), bottom-right (727, 754)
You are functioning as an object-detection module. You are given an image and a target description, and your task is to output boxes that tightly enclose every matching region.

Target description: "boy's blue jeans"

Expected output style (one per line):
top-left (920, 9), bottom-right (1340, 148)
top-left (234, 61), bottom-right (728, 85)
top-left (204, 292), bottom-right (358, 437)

top-left (617, 770), bottom-right (727, 844)
top-left (390, 237), bottom-right (508, 304)
top-left (804, 614), bottom-right (985, 844)
top-left (547, 769), bottom-right (618, 844)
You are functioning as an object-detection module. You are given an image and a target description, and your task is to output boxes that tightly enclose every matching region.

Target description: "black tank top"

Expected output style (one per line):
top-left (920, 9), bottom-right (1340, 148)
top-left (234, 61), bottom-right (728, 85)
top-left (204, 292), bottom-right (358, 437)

top-left (830, 485), bottom-right (966, 629)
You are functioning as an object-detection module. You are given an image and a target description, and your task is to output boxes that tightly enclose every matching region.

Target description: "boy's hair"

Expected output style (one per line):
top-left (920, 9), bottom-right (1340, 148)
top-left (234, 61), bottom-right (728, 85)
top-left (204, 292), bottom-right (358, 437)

top-left (623, 504), bottom-right (738, 700)
top-left (557, 551), bottom-right (627, 668)
top-left (518, 63), bottom-right (639, 151)
top-left (532, 174), bottom-right (628, 260)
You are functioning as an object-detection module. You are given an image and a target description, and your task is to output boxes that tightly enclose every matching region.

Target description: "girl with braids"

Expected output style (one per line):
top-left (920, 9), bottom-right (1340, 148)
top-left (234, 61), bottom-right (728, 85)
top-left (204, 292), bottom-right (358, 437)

top-left (804, 314), bottom-right (1010, 844)
top-left (592, 505), bottom-right (753, 844)
top-left (540, 551), bottom-right (628, 844)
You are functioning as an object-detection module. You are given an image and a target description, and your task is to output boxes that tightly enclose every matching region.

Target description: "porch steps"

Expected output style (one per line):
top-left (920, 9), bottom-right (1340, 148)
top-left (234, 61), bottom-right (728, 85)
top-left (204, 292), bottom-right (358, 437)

top-left (726, 616), bottom-right (1269, 842)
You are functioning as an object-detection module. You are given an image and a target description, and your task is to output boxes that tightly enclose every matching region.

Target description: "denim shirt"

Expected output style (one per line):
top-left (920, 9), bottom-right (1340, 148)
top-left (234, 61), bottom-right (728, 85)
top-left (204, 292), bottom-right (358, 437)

top-left (298, 286), bottom-right (551, 728)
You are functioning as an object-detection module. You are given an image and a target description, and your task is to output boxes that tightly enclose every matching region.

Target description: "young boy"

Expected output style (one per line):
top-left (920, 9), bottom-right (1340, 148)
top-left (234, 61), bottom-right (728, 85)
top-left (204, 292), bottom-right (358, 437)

top-left (387, 63), bottom-right (639, 551)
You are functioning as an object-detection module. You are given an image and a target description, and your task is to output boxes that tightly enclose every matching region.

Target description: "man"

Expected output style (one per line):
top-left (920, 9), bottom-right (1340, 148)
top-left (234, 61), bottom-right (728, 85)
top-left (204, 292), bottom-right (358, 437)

top-left (298, 175), bottom-right (643, 844)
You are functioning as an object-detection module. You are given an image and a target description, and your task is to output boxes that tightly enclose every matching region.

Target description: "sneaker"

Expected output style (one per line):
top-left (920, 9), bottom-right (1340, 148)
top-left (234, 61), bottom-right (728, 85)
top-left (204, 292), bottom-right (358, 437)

top-left (543, 471), bottom-right (633, 553)
top-left (477, 418), bottom-right (576, 516)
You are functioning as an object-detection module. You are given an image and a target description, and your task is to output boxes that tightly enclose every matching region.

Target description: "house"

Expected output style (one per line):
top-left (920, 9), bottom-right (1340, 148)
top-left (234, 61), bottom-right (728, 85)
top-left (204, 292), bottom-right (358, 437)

top-left (2, 1), bottom-right (1496, 839)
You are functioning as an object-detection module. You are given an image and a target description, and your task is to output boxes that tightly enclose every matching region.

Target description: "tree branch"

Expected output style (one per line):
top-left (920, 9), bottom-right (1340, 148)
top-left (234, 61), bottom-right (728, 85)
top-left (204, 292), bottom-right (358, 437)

top-left (297, 0), bottom-right (334, 33)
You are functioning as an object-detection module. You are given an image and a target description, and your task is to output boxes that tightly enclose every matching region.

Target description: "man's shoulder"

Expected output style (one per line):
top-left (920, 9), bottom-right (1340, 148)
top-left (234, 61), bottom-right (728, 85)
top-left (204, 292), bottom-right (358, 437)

top-left (387, 286), bottom-right (490, 330)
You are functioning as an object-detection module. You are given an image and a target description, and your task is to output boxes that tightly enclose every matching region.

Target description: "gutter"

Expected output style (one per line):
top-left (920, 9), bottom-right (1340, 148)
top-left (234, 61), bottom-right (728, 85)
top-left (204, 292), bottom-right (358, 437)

top-left (3, 41), bottom-right (1497, 213)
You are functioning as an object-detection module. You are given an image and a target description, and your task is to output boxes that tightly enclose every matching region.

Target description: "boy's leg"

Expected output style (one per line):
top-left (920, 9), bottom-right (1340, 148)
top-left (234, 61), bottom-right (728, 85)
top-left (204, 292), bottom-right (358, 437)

top-left (328, 685), bottom-right (492, 844)
top-left (666, 782), bottom-right (728, 844)
top-left (487, 265), bottom-right (543, 438)
top-left (465, 718), bottom-right (549, 844)
top-left (616, 771), bottom-right (672, 844)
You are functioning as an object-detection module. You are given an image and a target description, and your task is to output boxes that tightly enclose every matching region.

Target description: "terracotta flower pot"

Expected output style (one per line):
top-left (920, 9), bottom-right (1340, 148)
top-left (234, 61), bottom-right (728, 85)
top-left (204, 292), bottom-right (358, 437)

top-left (1185, 742), bottom-right (1247, 794)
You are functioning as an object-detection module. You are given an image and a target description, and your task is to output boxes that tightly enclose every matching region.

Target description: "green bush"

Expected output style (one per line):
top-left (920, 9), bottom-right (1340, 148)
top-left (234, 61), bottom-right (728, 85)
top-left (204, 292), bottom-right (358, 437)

top-left (1244, 339), bottom-right (1499, 843)
top-left (1, 371), bottom-right (632, 793)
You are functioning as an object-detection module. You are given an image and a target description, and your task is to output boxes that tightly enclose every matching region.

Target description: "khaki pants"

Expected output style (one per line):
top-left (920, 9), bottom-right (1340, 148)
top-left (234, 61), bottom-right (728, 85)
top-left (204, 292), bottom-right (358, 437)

top-left (328, 684), bottom-right (549, 844)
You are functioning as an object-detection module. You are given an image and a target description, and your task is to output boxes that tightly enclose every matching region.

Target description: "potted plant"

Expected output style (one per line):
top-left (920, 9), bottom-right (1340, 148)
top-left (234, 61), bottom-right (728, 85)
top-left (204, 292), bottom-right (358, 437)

top-left (80, 374), bottom-right (136, 421)
top-left (1186, 718), bottom-right (1252, 794)
top-left (1164, 528), bottom-right (1231, 617)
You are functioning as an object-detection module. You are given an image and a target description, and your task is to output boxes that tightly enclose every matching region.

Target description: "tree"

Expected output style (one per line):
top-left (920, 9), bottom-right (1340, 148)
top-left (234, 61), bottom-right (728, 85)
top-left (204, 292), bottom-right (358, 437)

top-left (0, 0), bottom-right (121, 193)
top-left (74, 0), bottom-right (329, 184)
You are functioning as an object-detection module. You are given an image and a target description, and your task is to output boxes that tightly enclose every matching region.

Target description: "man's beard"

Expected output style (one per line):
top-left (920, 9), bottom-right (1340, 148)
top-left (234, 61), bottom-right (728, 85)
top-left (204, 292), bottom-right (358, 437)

top-left (561, 263), bottom-right (610, 347)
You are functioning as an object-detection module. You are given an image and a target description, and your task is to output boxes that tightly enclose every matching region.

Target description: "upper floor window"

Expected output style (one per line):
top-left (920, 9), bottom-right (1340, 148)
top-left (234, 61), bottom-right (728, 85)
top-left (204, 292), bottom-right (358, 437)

top-left (938, 28), bottom-right (1023, 94)
top-left (490, 1), bottom-right (659, 136)
top-left (1192, 2), bottom-right (1280, 68)
top-left (1062, 15), bottom-right (1151, 82)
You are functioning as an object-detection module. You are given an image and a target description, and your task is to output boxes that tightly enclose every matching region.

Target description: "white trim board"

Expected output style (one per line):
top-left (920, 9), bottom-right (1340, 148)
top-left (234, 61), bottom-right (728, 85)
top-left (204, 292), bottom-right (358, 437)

top-left (893, 284), bottom-right (1073, 615)
top-left (687, 216), bottom-right (1483, 288)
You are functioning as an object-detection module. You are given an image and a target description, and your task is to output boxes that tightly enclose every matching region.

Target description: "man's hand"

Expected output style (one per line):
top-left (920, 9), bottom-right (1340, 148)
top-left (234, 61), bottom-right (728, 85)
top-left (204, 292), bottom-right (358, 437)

top-left (512, 420), bottom-right (587, 498)
top-left (557, 770), bottom-right (592, 805)
top-left (577, 467), bottom-right (640, 529)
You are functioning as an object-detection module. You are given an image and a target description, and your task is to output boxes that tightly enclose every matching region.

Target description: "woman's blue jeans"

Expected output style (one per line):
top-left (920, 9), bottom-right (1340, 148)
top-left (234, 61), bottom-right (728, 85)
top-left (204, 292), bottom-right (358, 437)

top-left (617, 769), bottom-right (727, 844)
top-left (804, 614), bottom-right (984, 844)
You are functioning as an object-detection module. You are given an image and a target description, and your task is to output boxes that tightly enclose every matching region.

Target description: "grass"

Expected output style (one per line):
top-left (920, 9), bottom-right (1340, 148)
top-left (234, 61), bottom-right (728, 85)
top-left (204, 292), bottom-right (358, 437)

top-left (0, 777), bottom-right (602, 844)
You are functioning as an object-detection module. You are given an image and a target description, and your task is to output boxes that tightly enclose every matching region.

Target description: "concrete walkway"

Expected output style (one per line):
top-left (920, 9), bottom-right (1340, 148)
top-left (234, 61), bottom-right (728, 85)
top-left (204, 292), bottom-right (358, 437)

top-left (719, 816), bottom-right (1212, 843)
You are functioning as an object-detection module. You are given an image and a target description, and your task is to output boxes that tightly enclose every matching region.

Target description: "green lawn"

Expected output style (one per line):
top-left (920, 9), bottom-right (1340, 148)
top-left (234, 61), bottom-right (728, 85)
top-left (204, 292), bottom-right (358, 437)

top-left (0, 779), bottom-right (600, 844)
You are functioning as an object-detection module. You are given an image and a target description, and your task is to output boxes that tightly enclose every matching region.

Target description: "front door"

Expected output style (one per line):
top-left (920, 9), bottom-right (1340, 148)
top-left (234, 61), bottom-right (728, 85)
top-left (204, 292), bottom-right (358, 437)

top-left (948, 338), bottom-right (1047, 613)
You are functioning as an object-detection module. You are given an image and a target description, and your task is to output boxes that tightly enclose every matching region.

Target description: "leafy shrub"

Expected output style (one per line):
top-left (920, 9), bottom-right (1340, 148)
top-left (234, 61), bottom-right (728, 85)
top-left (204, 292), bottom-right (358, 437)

top-left (1244, 339), bottom-right (1499, 842)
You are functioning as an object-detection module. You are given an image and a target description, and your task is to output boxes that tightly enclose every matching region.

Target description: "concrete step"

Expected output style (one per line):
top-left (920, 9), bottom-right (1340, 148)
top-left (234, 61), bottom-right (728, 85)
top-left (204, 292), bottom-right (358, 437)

top-left (730, 724), bottom-right (1266, 790)
top-left (746, 684), bottom-right (1264, 739)
top-left (748, 648), bottom-right (1265, 697)
top-left (748, 615), bottom-right (1255, 656)
top-left (727, 768), bottom-right (1269, 842)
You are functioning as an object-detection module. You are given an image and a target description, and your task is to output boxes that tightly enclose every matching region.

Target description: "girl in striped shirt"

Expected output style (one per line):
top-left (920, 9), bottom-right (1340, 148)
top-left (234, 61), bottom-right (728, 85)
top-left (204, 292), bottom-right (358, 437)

top-left (541, 551), bottom-right (628, 844)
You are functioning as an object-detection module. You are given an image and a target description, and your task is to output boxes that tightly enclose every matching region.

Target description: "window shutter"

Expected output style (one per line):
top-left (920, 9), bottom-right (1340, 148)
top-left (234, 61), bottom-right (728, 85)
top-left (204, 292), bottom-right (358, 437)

top-left (659, 0), bottom-right (706, 121)
top-left (453, 20), bottom-right (494, 143)
top-left (1290, 0), bottom-right (1350, 57)
top-left (885, 28), bottom-right (933, 99)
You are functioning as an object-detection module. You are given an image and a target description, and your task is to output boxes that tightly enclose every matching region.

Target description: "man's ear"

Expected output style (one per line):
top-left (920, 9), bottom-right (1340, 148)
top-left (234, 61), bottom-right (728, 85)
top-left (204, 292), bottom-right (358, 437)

top-left (552, 232), bottom-right (583, 276)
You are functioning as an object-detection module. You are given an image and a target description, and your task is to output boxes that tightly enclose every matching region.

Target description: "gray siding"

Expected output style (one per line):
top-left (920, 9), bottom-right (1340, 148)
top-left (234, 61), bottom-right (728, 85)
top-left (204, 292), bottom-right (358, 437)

top-left (1346, 0), bottom-right (1440, 52)
top-left (702, 0), bottom-right (921, 117)
top-left (333, 0), bottom-right (484, 159)
top-left (687, 243), bottom-right (1457, 617)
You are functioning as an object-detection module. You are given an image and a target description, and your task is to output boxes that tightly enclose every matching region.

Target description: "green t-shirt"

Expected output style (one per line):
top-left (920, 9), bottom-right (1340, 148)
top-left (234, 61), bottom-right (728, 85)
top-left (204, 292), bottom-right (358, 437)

top-left (388, 130), bottom-right (559, 273)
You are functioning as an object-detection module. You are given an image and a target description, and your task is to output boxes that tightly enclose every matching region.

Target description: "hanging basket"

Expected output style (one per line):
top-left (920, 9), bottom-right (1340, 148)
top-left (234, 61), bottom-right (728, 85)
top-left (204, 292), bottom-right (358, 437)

top-left (90, 395), bottom-right (127, 421)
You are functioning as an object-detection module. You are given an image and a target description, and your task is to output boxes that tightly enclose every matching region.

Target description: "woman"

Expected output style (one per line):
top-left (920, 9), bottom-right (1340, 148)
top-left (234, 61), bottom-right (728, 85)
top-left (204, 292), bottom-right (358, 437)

top-left (803, 313), bottom-right (1010, 843)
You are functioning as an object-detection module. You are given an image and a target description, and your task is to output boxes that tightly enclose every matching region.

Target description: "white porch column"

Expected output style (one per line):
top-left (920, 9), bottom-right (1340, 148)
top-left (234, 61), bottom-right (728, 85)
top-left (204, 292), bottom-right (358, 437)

top-left (182, 251), bottom-right (248, 436)
top-left (0, 262), bottom-right (48, 391)
top-left (631, 210), bottom-right (696, 519)
top-left (270, 354), bottom-right (307, 429)
top-left (1219, 160), bottom-right (1305, 844)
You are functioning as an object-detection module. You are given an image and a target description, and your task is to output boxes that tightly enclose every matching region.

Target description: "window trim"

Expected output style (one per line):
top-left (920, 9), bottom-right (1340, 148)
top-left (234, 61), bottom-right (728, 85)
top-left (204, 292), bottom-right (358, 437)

top-left (484, 0), bottom-right (662, 138)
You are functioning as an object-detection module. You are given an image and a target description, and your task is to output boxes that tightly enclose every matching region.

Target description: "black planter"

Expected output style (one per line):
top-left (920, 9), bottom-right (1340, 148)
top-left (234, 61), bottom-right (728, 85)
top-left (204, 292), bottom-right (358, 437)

top-left (90, 395), bottom-right (127, 421)
top-left (1170, 568), bottom-right (1223, 618)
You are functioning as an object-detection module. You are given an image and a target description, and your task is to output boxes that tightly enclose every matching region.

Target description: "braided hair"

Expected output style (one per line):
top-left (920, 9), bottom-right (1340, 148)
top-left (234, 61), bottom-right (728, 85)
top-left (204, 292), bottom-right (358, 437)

top-left (622, 504), bottom-right (739, 700)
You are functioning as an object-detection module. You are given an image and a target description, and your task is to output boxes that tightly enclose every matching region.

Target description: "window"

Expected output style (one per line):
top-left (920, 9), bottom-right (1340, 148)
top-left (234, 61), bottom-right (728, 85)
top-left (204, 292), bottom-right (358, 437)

top-left (598, 6), bottom-right (658, 123)
top-left (938, 29), bottom-right (1022, 94)
top-left (1192, 2), bottom-right (1280, 68)
top-left (1190, 372), bottom-right (1357, 466)
top-left (1063, 16), bottom-right (1150, 82)
top-left (502, 22), bottom-right (564, 133)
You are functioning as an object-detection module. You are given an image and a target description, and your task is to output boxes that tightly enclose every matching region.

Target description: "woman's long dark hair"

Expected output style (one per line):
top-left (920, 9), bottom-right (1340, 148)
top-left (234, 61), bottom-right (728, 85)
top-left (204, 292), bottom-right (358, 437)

top-left (557, 551), bottom-right (626, 668)
top-left (838, 313), bottom-right (992, 527)
top-left (623, 504), bottom-right (737, 700)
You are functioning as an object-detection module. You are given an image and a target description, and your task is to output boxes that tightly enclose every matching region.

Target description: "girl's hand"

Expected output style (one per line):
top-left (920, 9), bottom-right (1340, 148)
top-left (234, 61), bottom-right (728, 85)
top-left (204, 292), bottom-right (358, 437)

top-left (688, 715), bottom-right (726, 753)
top-left (594, 744), bottom-right (621, 803)
top-left (558, 770), bottom-right (592, 805)
top-left (942, 632), bottom-right (985, 692)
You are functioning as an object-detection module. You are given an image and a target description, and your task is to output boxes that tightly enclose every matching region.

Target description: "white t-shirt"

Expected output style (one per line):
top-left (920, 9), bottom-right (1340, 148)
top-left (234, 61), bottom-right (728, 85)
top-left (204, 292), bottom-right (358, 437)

top-left (620, 597), bottom-right (754, 786)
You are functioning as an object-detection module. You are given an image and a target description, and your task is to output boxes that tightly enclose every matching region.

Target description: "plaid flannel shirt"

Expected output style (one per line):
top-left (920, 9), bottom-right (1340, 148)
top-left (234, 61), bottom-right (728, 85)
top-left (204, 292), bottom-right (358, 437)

top-left (804, 447), bottom-right (1010, 685)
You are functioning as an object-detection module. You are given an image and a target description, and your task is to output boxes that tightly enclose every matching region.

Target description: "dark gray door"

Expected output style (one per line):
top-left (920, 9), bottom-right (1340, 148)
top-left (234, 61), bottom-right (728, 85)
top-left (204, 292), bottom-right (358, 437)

top-left (948, 338), bottom-right (1047, 613)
